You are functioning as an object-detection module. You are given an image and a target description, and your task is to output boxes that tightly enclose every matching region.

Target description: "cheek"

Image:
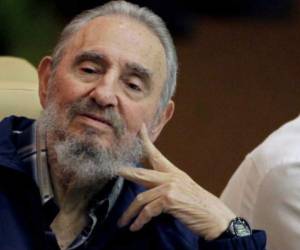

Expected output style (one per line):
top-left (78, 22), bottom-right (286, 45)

top-left (51, 77), bottom-right (85, 106)
top-left (123, 107), bottom-right (144, 133)
top-left (121, 102), bottom-right (157, 135)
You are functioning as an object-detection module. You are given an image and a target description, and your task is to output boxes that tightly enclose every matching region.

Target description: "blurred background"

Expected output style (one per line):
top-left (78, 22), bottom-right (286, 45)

top-left (1, 0), bottom-right (300, 195)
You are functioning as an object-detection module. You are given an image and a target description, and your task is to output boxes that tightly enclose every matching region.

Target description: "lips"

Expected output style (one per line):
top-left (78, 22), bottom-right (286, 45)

top-left (80, 113), bottom-right (113, 128)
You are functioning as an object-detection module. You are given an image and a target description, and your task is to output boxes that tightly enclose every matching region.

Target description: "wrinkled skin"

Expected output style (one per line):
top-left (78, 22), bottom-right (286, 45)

top-left (118, 125), bottom-right (236, 240)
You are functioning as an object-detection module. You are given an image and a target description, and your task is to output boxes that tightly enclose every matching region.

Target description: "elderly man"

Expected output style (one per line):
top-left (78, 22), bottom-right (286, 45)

top-left (0, 1), bottom-right (266, 249)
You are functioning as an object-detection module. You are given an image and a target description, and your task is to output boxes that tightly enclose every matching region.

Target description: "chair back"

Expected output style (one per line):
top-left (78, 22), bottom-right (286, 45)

top-left (0, 56), bottom-right (42, 120)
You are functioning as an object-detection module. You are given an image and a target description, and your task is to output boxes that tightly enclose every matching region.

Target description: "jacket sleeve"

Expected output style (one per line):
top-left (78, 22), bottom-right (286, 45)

top-left (198, 230), bottom-right (266, 250)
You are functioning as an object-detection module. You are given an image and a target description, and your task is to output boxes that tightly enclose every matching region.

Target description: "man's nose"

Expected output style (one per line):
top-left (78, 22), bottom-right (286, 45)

top-left (89, 72), bottom-right (119, 108)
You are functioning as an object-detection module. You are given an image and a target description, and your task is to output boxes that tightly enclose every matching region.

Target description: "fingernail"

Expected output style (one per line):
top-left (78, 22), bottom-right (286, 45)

top-left (141, 123), bottom-right (148, 134)
top-left (130, 223), bottom-right (138, 231)
top-left (118, 218), bottom-right (125, 228)
top-left (138, 123), bottom-right (146, 135)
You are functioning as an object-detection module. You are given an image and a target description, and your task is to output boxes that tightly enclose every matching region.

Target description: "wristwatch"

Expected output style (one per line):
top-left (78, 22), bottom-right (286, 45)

top-left (224, 217), bottom-right (252, 237)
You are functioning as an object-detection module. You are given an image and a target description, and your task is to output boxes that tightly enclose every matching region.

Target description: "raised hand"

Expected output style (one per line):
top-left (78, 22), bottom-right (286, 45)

top-left (118, 124), bottom-right (236, 240)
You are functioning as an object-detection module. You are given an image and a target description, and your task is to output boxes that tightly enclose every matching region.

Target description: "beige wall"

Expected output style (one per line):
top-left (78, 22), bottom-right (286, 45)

top-left (156, 4), bottom-right (300, 195)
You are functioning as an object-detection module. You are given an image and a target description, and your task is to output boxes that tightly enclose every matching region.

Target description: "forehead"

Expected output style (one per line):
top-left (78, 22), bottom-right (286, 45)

top-left (62, 15), bottom-right (167, 85)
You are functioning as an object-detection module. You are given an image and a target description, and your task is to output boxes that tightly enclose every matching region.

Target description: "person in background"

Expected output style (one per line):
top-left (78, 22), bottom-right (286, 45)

top-left (221, 115), bottom-right (300, 250)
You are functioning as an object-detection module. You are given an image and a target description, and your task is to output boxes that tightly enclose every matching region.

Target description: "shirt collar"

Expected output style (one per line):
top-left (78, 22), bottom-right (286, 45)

top-left (35, 123), bottom-right (54, 204)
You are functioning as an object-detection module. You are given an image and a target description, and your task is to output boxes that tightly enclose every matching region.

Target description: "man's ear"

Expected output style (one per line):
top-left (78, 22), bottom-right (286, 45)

top-left (38, 56), bottom-right (53, 109)
top-left (150, 100), bottom-right (175, 142)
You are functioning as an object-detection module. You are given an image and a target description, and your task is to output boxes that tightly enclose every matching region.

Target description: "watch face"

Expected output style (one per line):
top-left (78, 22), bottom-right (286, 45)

top-left (234, 221), bottom-right (251, 237)
top-left (227, 217), bottom-right (252, 237)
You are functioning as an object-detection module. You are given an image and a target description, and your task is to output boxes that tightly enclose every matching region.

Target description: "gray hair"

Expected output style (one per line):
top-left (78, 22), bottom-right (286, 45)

top-left (51, 0), bottom-right (177, 112)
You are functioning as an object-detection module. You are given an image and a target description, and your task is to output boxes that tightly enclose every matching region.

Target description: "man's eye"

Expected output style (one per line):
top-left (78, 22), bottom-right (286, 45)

top-left (81, 67), bottom-right (97, 74)
top-left (127, 82), bottom-right (142, 92)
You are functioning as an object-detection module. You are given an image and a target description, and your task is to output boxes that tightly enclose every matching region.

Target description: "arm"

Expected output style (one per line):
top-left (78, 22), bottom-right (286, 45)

top-left (118, 125), bottom-right (266, 249)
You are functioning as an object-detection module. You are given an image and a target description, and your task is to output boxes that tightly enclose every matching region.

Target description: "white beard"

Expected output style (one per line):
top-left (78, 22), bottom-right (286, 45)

top-left (38, 97), bottom-right (143, 187)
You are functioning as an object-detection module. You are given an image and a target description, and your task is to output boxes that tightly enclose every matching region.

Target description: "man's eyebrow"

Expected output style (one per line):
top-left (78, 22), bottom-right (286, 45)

top-left (125, 62), bottom-right (152, 81)
top-left (73, 51), bottom-right (107, 66)
top-left (73, 52), bottom-right (152, 81)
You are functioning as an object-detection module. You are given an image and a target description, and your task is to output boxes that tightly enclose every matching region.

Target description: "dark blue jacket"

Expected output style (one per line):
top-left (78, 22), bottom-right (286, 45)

top-left (0, 116), bottom-right (266, 250)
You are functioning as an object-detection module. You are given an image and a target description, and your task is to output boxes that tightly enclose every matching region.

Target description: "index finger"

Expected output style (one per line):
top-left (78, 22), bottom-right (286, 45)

top-left (118, 167), bottom-right (170, 188)
top-left (140, 123), bottom-right (182, 174)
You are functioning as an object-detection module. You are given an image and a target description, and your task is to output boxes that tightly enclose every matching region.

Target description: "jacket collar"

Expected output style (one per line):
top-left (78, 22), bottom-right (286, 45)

top-left (0, 116), bottom-right (34, 176)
